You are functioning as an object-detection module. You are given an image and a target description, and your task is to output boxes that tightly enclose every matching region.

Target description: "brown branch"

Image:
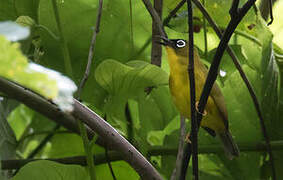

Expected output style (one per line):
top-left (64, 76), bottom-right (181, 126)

top-left (141, 0), bottom-right (167, 38)
top-left (1, 152), bottom-right (122, 170)
top-left (151, 0), bottom-right (163, 67)
top-left (72, 100), bottom-right (162, 180)
top-left (0, 77), bottom-right (162, 180)
top-left (132, 0), bottom-right (186, 60)
top-left (0, 77), bottom-right (91, 137)
top-left (4, 140), bottom-right (283, 170)
top-left (77, 0), bottom-right (103, 99)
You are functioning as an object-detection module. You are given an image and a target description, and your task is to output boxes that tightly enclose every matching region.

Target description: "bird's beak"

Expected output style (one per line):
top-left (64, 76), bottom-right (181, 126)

top-left (155, 36), bottom-right (173, 47)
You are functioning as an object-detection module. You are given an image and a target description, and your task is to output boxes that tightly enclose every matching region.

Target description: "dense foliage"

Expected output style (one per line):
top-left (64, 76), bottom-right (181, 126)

top-left (0, 0), bottom-right (283, 179)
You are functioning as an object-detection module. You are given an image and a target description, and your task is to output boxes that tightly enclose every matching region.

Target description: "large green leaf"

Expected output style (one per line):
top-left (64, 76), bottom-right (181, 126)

top-left (0, 99), bottom-right (18, 160)
top-left (15, 0), bottom-right (40, 22)
top-left (37, 0), bottom-right (146, 110)
top-left (7, 104), bottom-right (34, 140)
top-left (12, 160), bottom-right (89, 180)
top-left (95, 161), bottom-right (139, 180)
top-left (0, 0), bottom-right (17, 21)
top-left (95, 59), bottom-right (168, 133)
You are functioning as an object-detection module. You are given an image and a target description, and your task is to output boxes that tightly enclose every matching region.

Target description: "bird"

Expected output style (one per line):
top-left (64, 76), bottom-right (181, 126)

top-left (159, 37), bottom-right (239, 159)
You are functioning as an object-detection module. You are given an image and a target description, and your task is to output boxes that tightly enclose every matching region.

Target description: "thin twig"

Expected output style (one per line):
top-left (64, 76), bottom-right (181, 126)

top-left (27, 124), bottom-right (61, 159)
top-left (0, 78), bottom-right (163, 180)
top-left (51, 0), bottom-right (73, 78)
top-left (125, 102), bottom-right (133, 142)
top-left (105, 148), bottom-right (117, 180)
top-left (75, 2), bottom-right (104, 179)
top-left (148, 140), bottom-right (283, 156)
top-left (141, 0), bottom-right (167, 38)
top-left (202, 0), bottom-right (208, 58)
top-left (163, 0), bottom-right (186, 26)
top-left (18, 130), bottom-right (71, 145)
top-left (77, 0), bottom-right (103, 98)
top-left (103, 115), bottom-right (117, 179)
top-left (78, 121), bottom-right (96, 180)
top-left (2, 152), bottom-right (123, 170)
top-left (13, 124), bottom-right (61, 175)
top-left (129, 0), bottom-right (134, 51)
top-left (76, 1), bottom-right (103, 179)
top-left (170, 116), bottom-right (186, 180)
top-left (132, 0), bottom-right (185, 60)
top-left (187, 0), bottom-right (198, 179)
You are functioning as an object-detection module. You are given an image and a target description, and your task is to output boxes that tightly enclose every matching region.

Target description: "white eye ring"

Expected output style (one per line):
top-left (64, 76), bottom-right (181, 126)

top-left (176, 40), bottom-right (186, 48)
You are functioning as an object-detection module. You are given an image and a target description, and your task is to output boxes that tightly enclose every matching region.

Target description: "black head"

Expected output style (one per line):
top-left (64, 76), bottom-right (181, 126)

top-left (158, 37), bottom-right (188, 57)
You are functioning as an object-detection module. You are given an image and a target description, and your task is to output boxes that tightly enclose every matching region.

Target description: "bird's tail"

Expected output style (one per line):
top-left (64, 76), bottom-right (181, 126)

top-left (219, 130), bottom-right (240, 160)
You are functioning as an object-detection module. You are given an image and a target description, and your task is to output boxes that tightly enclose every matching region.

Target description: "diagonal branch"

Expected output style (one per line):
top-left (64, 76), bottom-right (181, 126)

top-left (196, 0), bottom-right (256, 132)
top-left (151, 0), bottom-right (163, 67)
top-left (141, 0), bottom-right (167, 38)
top-left (72, 100), bottom-right (162, 180)
top-left (77, 0), bottom-right (103, 99)
top-left (0, 77), bottom-right (162, 180)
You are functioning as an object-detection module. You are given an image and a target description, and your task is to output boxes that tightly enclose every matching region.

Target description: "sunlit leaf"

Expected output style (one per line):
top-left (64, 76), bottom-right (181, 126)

top-left (0, 36), bottom-right (77, 111)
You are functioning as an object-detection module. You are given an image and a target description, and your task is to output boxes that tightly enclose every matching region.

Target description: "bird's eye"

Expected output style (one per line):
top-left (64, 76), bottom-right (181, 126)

top-left (176, 40), bottom-right (186, 48)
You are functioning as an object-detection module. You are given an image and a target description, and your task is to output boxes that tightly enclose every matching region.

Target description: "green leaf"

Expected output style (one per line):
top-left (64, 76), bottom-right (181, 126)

top-left (0, 1), bottom-right (17, 21)
top-left (47, 133), bottom-right (84, 158)
top-left (95, 161), bottom-right (139, 180)
top-left (12, 160), bottom-right (89, 180)
top-left (206, 44), bottom-right (249, 82)
top-left (95, 60), bottom-right (168, 96)
top-left (0, 99), bottom-right (18, 160)
top-left (15, 0), bottom-right (40, 21)
top-left (147, 115), bottom-right (179, 146)
top-left (95, 59), bottom-right (168, 133)
top-left (7, 104), bottom-right (34, 140)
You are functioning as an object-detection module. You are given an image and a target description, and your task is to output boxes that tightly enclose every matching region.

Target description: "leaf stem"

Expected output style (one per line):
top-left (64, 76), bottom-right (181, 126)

top-left (78, 122), bottom-right (96, 180)
top-left (51, 0), bottom-right (73, 77)
top-left (77, 0), bottom-right (103, 98)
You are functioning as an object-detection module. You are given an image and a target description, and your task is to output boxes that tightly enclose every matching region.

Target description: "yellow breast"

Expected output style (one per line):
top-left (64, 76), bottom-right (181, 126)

top-left (166, 47), bottom-right (226, 133)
